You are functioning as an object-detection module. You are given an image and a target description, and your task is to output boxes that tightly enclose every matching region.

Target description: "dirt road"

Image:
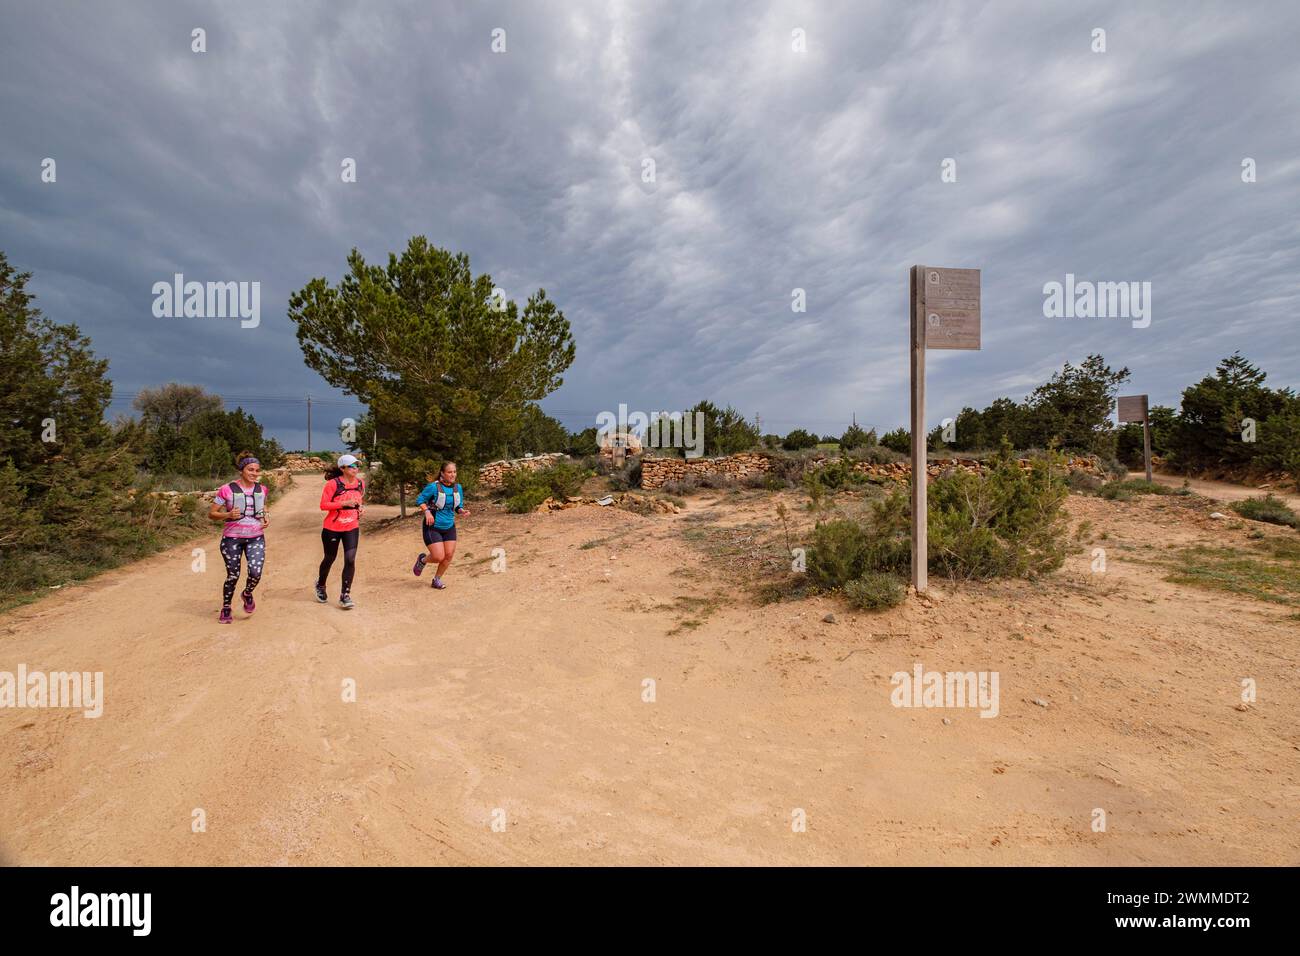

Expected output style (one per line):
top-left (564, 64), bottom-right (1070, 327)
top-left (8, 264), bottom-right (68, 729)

top-left (2, 476), bottom-right (1296, 864)
top-left (1136, 471), bottom-right (1300, 508)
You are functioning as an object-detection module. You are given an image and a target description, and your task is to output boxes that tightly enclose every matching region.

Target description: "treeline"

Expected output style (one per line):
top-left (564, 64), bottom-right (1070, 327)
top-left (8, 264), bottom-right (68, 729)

top-left (933, 352), bottom-right (1298, 479)
top-left (929, 354), bottom-right (1132, 457)
top-left (1, 252), bottom-right (284, 604)
top-left (117, 382), bottom-right (284, 478)
top-left (1117, 354), bottom-right (1299, 478)
top-left (508, 402), bottom-right (879, 460)
top-left (512, 350), bottom-right (1297, 485)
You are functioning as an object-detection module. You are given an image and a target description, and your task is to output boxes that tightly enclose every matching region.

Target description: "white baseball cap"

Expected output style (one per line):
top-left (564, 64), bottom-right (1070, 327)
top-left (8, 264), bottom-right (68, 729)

top-left (338, 454), bottom-right (360, 468)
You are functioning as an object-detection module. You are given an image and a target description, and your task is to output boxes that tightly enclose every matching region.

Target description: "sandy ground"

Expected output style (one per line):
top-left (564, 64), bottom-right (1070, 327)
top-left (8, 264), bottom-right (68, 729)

top-left (1, 475), bottom-right (1296, 865)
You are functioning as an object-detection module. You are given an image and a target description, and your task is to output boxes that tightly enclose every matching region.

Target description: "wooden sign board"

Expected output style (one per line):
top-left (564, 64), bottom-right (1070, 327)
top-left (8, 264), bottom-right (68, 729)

top-left (921, 267), bottom-right (981, 350)
top-left (1117, 394), bottom-right (1148, 423)
top-left (1117, 393), bottom-right (1153, 481)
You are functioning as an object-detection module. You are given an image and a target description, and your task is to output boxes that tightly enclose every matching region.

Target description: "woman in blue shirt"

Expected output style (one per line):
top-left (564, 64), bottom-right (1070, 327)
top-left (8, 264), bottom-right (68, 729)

top-left (412, 461), bottom-right (470, 589)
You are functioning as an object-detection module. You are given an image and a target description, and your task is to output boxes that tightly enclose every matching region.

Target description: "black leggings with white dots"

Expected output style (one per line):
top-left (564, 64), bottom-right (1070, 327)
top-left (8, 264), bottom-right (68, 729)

top-left (220, 535), bottom-right (265, 607)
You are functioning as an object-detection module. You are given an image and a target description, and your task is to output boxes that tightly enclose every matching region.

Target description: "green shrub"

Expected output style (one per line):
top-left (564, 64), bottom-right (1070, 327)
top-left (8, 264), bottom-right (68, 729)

top-left (1066, 470), bottom-right (1103, 494)
top-left (501, 460), bottom-right (592, 513)
top-left (879, 428), bottom-right (910, 454)
top-left (843, 572), bottom-right (906, 610)
top-left (927, 446), bottom-right (1070, 579)
top-left (844, 444), bottom-right (906, 465)
top-left (505, 484), bottom-right (551, 513)
top-left (662, 476), bottom-right (701, 495)
top-left (1100, 456), bottom-right (1129, 480)
top-left (1098, 478), bottom-right (1179, 500)
top-left (362, 466), bottom-right (403, 505)
top-left (1230, 494), bottom-right (1300, 529)
top-left (698, 472), bottom-right (735, 489)
top-left (763, 454), bottom-right (809, 488)
top-left (806, 520), bottom-right (869, 587)
top-left (803, 457), bottom-right (866, 494)
top-left (805, 441), bottom-right (1072, 587)
top-left (806, 493), bottom-right (911, 588)
top-left (782, 428), bottom-right (819, 451)
top-left (607, 457), bottom-right (641, 491)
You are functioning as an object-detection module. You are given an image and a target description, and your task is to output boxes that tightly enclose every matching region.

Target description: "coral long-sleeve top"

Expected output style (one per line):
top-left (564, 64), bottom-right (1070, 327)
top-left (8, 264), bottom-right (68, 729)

top-left (320, 478), bottom-right (364, 532)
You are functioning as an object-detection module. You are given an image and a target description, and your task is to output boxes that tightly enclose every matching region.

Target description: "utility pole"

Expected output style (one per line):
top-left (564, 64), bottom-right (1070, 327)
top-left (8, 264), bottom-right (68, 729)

top-left (306, 395), bottom-right (312, 453)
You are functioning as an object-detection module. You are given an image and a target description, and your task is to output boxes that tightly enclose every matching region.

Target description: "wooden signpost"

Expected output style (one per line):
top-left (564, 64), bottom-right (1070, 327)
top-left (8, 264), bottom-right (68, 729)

top-left (910, 266), bottom-right (981, 593)
top-left (1118, 393), bottom-right (1152, 481)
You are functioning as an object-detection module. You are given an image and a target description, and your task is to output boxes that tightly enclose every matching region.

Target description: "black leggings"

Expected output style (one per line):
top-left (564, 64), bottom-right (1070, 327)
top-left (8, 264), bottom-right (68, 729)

top-left (318, 528), bottom-right (359, 596)
top-left (220, 536), bottom-right (265, 607)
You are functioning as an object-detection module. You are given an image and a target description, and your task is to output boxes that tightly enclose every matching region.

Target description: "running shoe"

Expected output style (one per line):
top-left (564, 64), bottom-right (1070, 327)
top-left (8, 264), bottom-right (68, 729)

top-left (431, 577), bottom-right (446, 590)
top-left (314, 583), bottom-right (328, 603)
top-left (412, 553), bottom-right (427, 576)
top-left (242, 591), bottom-right (256, 615)
top-left (218, 606), bottom-right (233, 624)
top-left (340, 594), bottom-right (355, 610)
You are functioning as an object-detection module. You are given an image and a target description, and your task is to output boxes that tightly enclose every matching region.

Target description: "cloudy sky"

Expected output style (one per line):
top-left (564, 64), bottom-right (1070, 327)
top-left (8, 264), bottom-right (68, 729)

top-left (2, 0), bottom-right (1298, 449)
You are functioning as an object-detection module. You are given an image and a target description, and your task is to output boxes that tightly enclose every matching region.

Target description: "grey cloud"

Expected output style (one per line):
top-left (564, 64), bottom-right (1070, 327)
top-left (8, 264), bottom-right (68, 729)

top-left (1, 0), bottom-right (1297, 447)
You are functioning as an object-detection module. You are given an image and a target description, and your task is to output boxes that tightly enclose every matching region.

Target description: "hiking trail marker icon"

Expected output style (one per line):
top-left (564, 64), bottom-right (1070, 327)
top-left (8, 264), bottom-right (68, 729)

top-left (909, 266), bottom-right (981, 593)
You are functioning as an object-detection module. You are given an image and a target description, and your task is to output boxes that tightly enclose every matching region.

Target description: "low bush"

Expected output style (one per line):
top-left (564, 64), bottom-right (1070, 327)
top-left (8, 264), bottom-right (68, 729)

top-left (360, 466), bottom-right (402, 505)
top-left (698, 472), bottom-right (735, 490)
top-left (843, 572), bottom-right (906, 610)
top-left (1230, 494), bottom-right (1300, 529)
top-left (501, 461), bottom-right (593, 513)
top-left (806, 493), bottom-right (911, 588)
top-left (1098, 478), bottom-right (1183, 501)
top-left (661, 476), bottom-right (701, 495)
top-left (927, 447), bottom-right (1070, 579)
top-left (1066, 470), bottom-right (1103, 494)
top-left (607, 458), bottom-right (641, 491)
top-left (843, 444), bottom-right (907, 465)
top-left (805, 441), bottom-right (1072, 590)
top-left (804, 457), bottom-right (867, 494)
top-left (879, 428), bottom-right (910, 454)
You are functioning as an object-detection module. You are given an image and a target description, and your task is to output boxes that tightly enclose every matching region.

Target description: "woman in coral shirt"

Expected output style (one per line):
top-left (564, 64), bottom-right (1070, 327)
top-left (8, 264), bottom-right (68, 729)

top-left (315, 454), bottom-right (365, 609)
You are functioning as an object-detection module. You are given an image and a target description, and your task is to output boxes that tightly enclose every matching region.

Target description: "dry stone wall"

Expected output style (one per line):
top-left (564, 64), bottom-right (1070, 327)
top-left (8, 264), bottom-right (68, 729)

top-left (639, 453), bottom-right (770, 488)
top-left (282, 453), bottom-right (331, 472)
top-left (640, 452), bottom-right (1105, 489)
top-left (478, 453), bottom-right (570, 489)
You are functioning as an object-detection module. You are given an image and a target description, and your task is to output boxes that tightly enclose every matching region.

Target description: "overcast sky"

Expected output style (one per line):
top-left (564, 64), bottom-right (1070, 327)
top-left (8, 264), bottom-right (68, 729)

top-left (3, 0), bottom-right (1298, 450)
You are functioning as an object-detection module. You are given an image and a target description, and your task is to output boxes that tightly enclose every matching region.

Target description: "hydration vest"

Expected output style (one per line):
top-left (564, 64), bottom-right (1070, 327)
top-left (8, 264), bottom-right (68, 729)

top-left (331, 477), bottom-right (364, 500)
top-left (227, 482), bottom-right (266, 520)
top-left (433, 483), bottom-right (461, 510)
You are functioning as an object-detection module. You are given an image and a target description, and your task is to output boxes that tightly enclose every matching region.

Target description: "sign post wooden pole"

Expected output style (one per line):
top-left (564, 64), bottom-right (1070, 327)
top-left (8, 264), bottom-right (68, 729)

top-left (1143, 416), bottom-right (1153, 482)
top-left (909, 266), bottom-right (927, 593)
top-left (909, 265), bottom-right (981, 594)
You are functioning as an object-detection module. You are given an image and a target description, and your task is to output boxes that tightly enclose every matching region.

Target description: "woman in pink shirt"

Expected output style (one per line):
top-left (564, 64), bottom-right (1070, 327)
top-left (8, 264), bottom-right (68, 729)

top-left (315, 454), bottom-right (365, 609)
top-left (208, 450), bottom-right (269, 624)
